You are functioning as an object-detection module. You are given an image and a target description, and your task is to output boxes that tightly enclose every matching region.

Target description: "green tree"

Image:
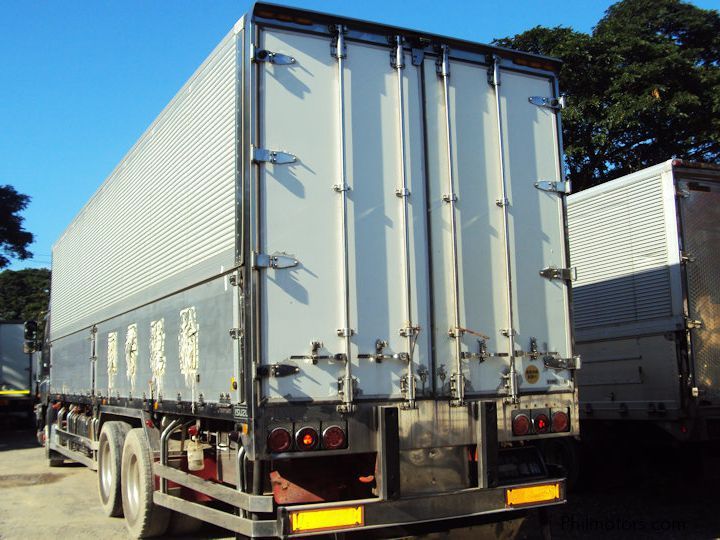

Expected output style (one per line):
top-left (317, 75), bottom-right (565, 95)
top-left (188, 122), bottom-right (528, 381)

top-left (0, 185), bottom-right (34, 267)
top-left (0, 269), bottom-right (50, 331)
top-left (494, 0), bottom-right (720, 190)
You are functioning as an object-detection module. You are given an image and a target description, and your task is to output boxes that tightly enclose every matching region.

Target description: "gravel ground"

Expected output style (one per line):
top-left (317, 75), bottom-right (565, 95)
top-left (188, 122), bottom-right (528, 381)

top-left (1, 420), bottom-right (719, 540)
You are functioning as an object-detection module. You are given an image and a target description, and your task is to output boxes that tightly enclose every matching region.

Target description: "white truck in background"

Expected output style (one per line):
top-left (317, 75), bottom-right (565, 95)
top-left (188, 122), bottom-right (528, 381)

top-left (569, 160), bottom-right (720, 442)
top-left (35, 4), bottom-right (579, 537)
top-left (0, 321), bottom-right (35, 421)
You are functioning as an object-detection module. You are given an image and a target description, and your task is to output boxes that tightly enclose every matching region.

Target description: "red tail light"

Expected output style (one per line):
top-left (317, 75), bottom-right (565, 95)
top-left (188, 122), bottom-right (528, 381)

top-left (322, 426), bottom-right (346, 450)
top-left (534, 413), bottom-right (550, 434)
top-left (295, 427), bottom-right (319, 451)
top-left (267, 428), bottom-right (292, 453)
top-left (512, 413), bottom-right (531, 436)
top-left (551, 411), bottom-right (569, 432)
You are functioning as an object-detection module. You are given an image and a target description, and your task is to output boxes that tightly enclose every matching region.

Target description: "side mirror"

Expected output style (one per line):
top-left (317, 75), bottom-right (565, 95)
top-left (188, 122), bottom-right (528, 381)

top-left (23, 320), bottom-right (39, 353)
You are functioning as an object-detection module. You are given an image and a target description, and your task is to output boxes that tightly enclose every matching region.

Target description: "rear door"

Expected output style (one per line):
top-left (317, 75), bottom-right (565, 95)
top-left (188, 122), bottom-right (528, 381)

top-left (424, 56), bottom-right (572, 397)
top-left (256, 28), bottom-right (431, 403)
top-left (678, 178), bottom-right (720, 403)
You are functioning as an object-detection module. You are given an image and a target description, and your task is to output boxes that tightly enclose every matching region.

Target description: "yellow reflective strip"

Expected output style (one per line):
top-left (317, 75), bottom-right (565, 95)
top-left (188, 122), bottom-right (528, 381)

top-left (0, 389), bottom-right (31, 396)
top-left (506, 483), bottom-right (561, 506)
top-left (290, 505), bottom-right (364, 533)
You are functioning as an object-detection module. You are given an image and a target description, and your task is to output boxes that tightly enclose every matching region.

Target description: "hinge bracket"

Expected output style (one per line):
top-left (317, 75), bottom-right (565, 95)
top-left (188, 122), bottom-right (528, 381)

top-left (487, 54), bottom-right (500, 86)
top-left (251, 45), bottom-right (296, 65)
top-left (252, 252), bottom-right (299, 270)
top-left (251, 146), bottom-right (296, 165)
top-left (543, 355), bottom-right (581, 370)
top-left (539, 266), bottom-right (577, 282)
top-left (534, 179), bottom-right (571, 194)
top-left (331, 25), bottom-right (347, 59)
top-left (529, 95), bottom-right (566, 110)
top-left (390, 35), bottom-right (405, 69)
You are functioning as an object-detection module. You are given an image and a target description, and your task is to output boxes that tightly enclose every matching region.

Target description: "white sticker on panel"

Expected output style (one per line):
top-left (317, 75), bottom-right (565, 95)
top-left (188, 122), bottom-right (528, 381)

top-left (179, 307), bottom-right (199, 390)
top-left (125, 324), bottom-right (138, 392)
top-left (150, 318), bottom-right (166, 398)
top-left (107, 332), bottom-right (118, 395)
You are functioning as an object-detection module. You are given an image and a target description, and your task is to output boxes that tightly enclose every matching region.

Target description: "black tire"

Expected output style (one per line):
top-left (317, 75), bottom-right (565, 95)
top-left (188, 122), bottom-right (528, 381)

top-left (121, 428), bottom-right (170, 538)
top-left (98, 421), bottom-right (132, 517)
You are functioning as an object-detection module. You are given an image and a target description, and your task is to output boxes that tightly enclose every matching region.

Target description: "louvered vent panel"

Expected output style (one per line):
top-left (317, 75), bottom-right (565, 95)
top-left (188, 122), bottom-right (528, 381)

top-left (51, 33), bottom-right (238, 339)
top-left (568, 176), bottom-right (673, 329)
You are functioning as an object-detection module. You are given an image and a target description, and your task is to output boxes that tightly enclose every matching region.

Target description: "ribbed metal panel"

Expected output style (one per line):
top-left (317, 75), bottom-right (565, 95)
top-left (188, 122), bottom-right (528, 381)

top-left (51, 32), bottom-right (239, 340)
top-left (568, 175), bottom-right (673, 329)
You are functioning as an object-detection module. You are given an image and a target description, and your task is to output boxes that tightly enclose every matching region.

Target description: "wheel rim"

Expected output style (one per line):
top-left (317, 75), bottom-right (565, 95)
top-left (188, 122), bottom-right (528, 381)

top-left (125, 453), bottom-right (141, 519)
top-left (99, 438), bottom-right (112, 499)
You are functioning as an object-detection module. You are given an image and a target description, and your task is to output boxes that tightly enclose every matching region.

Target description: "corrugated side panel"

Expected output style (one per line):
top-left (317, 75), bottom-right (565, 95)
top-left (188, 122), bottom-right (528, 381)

top-left (51, 32), bottom-right (239, 340)
top-left (568, 175), bottom-right (673, 330)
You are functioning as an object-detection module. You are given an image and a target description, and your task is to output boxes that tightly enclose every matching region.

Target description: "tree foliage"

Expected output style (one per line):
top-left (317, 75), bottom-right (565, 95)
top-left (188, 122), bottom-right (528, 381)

top-left (0, 185), bottom-right (34, 268)
top-left (0, 269), bottom-right (50, 332)
top-left (494, 0), bottom-right (720, 190)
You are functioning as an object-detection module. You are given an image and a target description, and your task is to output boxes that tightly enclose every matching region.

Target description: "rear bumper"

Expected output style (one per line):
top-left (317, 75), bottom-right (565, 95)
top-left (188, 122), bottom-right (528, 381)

top-left (279, 479), bottom-right (566, 537)
top-left (157, 478), bottom-right (566, 538)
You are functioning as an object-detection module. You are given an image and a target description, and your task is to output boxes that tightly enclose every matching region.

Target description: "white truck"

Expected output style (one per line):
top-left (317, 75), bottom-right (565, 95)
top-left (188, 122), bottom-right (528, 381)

top-left (0, 321), bottom-right (34, 419)
top-left (568, 159), bottom-right (720, 441)
top-left (37, 4), bottom-right (579, 537)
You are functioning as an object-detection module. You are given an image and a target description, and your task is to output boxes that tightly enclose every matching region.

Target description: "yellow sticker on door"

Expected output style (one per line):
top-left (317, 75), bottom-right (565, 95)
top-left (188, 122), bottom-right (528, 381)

top-left (525, 365), bottom-right (540, 384)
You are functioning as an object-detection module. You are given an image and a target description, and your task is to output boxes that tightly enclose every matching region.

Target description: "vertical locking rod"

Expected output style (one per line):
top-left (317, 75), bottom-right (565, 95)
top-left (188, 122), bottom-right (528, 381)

top-left (394, 35), bottom-right (417, 409)
top-left (333, 25), bottom-right (354, 413)
top-left (439, 45), bottom-right (465, 406)
top-left (489, 55), bottom-right (518, 402)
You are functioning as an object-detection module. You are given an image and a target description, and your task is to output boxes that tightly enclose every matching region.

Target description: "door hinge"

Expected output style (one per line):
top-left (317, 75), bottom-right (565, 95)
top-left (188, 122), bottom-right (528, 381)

top-left (251, 45), bottom-right (296, 65)
top-left (543, 355), bottom-right (581, 370)
top-left (529, 95), bottom-right (567, 110)
top-left (256, 364), bottom-right (300, 378)
top-left (534, 179), bottom-right (571, 194)
top-left (685, 318), bottom-right (703, 330)
top-left (252, 252), bottom-right (299, 270)
top-left (681, 252), bottom-right (696, 264)
top-left (539, 266), bottom-right (577, 282)
top-left (251, 146), bottom-right (296, 165)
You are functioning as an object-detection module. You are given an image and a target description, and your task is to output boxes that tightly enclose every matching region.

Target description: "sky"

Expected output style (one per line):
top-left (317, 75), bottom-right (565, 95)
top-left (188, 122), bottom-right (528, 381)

top-left (1, 0), bottom-right (718, 270)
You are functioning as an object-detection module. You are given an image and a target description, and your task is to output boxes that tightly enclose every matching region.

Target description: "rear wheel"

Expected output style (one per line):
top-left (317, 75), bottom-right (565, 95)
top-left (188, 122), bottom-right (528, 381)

top-left (98, 421), bottom-right (131, 516)
top-left (121, 428), bottom-right (170, 538)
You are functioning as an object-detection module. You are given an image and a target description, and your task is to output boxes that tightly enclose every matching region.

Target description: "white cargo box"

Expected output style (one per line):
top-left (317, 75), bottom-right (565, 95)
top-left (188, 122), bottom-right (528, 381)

top-left (568, 160), bottom-right (720, 419)
top-left (50, 4), bottom-right (576, 417)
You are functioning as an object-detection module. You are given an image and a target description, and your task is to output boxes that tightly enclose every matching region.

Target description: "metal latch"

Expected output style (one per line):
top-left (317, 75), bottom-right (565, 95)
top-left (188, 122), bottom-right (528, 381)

top-left (534, 180), bottom-right (571, 194)
top-left (251, 45), bottom-right (296, 65)
top-left (357, 339), bottom-right (410, 363)
top-left (252, 252), bottom-right (299, 270)
top-left (251, 146), bottom-right (296, 165)
top-left (256, 364), bottom-right (300, 378)
top-left (539, 266), bottom-right (577, 282)
top-left (289, 341), bottom-right (347, 365)
top-left (685, 318), bottom-right (703, 330)
top-left (543, 355), bottom-right (581, 370)
top-left (529, 95), bottom-right (566, 110)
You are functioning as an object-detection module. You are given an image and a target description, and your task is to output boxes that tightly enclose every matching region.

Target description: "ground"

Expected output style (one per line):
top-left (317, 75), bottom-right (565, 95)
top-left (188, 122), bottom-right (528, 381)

top-left (1, 422), bottom-right (720, 540)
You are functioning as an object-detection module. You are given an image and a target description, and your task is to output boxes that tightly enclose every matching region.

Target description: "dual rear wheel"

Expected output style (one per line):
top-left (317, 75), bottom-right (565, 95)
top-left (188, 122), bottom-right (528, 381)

top-left (96, 423), bottom-right (201, 538)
